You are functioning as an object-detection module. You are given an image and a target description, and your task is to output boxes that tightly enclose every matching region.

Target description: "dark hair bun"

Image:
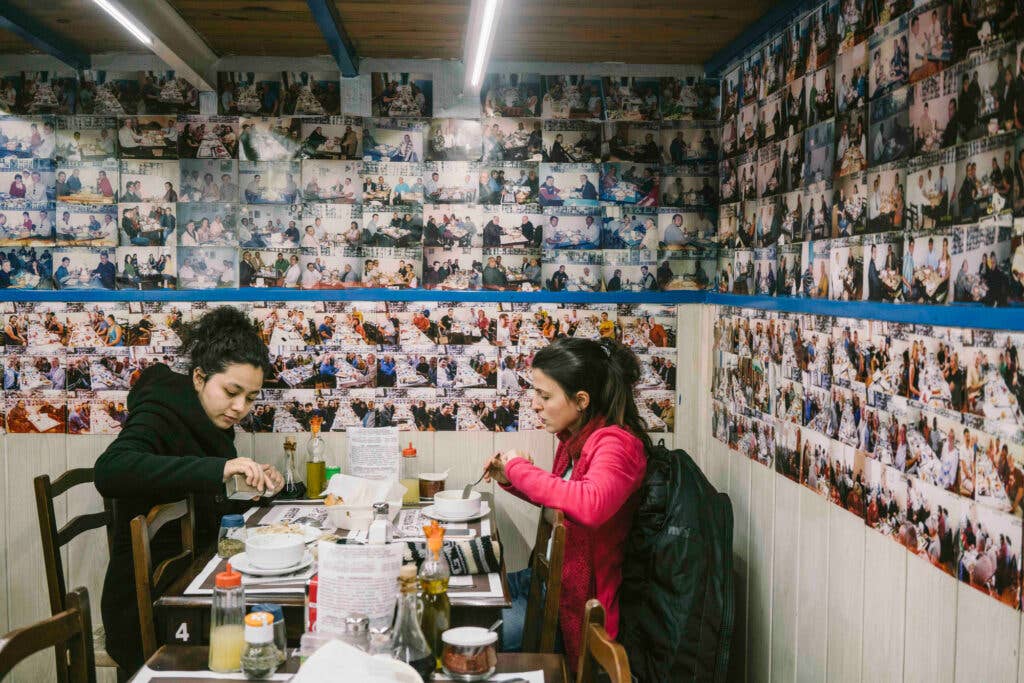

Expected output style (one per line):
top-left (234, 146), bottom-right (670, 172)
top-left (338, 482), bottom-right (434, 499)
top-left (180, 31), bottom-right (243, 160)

top-left (599, 337), bottom-right (641, 386)
top-left (181, 305), bottom-right (271, 377)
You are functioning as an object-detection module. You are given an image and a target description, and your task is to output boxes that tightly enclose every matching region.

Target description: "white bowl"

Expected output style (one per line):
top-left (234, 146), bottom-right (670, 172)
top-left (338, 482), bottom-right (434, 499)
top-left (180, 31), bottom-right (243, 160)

top-left (244, 532), bottom-right (305, 569)
top-left (325, 500), bottom-right (403, 531)
top-left (433, 489), bottom-right (482, 519)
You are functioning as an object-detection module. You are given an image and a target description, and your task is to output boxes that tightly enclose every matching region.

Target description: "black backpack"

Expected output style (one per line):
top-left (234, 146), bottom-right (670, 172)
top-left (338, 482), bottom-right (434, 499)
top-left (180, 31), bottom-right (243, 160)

top-left (619, 441), bottom-right (735, 683)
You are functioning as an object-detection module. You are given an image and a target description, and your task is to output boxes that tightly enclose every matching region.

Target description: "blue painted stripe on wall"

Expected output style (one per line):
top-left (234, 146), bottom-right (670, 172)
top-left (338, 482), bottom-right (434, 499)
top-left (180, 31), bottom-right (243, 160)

top-left (3, 287), bottom-right (1023, 331)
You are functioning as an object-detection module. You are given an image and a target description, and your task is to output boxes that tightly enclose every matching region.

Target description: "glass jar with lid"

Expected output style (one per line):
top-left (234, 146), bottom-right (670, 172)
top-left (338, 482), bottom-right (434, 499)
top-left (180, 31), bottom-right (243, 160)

top-left (217, 514), bottom-right (247, 559)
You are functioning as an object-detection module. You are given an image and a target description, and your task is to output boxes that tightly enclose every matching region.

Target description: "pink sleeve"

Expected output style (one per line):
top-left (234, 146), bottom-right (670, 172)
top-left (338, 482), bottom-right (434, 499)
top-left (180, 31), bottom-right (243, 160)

top-left (497, 479), bottom-right (532, 502)
top-left (504, 428), bottom-right (646, 528)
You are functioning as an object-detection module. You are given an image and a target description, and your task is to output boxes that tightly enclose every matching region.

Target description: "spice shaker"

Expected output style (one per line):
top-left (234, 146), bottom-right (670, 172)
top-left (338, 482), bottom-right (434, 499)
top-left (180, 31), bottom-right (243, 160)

top-left (240, 611), bottom-right (279, 678)
top-left (251, 603), bottom-right (286, 663)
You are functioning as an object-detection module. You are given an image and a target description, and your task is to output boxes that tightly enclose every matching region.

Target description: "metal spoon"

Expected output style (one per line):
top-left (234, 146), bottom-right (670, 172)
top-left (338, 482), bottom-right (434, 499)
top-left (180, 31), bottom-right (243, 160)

top-left (462, 471), bottom-right (486, 499)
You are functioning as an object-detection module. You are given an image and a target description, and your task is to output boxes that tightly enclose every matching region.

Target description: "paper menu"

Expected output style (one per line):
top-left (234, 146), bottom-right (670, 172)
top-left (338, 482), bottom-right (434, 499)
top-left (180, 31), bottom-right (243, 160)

top-left (347, 426), bottom-right (401, 480)
top-left (316, 541), bottom-right (404, 631)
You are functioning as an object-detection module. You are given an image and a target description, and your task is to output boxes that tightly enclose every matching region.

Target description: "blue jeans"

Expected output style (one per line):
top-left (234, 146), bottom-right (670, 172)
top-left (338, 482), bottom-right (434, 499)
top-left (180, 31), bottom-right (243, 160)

top-left (502, 568), bottom-right (563, 653)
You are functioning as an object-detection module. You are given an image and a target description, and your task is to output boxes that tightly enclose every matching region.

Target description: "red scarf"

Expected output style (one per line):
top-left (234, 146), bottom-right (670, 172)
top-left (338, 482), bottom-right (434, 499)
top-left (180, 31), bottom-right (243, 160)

top-left (552, 415), bottom-right (605, 666)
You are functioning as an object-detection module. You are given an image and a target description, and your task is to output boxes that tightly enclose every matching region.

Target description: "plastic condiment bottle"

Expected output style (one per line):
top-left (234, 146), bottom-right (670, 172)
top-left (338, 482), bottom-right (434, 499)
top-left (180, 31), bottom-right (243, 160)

top-left (418, 520), bottom-right (451, 667)
top-left (401, 442), bottom-right (419, 505)
top-left (240, 611), bottom-right (279, 679)
top-left (208, 563), bottom-right (245, 673)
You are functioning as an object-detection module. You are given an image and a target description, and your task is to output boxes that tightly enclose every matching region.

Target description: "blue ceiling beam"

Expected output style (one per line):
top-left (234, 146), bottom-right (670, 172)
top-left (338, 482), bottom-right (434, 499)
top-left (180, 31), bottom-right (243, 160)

top-left (0, 1), bottom-right (89, 71)
top-left (704, 0), bottom-right (812, 77)
top-left (306, 0), bottom-right (359, 77)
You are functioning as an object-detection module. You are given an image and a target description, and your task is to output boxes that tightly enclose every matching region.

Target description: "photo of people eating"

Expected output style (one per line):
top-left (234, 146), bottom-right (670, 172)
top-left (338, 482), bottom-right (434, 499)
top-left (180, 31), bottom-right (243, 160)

top-left (55, 117), bottom-right (117, 161)
top-left (475, 161), bottom-right (539, 204)
top-left (297, 116), bottom-right (363, 160)
top-left (217, 72), bottom-right (286, 115)
top-left (482, 118), bottom-right (543, 161)
top-left (79, 70), bottom-right (198, 116)
top-left (239, 161), bottom-right (302, 204)
top-left (541, 74), bottom-right (603, 119)
top-left (176, 246), bottom-right (237, 289)
top-left (301, 159), bottom-right (361, 203)
top-left (175, 159), bottom-right (236, 204)
top-left (361, 118), bottom-right (425, 162)
top-left (51, 247), bottom-right (117, 289)
top-left (177, 115), bottom-right (237, 159)
top-left (114, 245), bottom-right (176, 289)
top-left (371, 72), bottom-right (432, 117)
top-left (481, 72), bottom-right (541, 117)
top-left (428, 118), bottom-right (483, 162)
top-left (116, 116), bottom-right (177, 159)
top-left (55, 204), bottom-right (117, 247)
top-left (177, 202), bottom-right (238, 247)
top-left (118, 203), bottom-right (175, 247)
top-left (238, 117), bottom-right (302, 161)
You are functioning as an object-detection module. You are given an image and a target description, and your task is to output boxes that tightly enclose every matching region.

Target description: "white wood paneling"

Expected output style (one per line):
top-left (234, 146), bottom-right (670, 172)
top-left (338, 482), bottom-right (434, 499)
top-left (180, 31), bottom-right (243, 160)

top-left (66, 435), bottom-right (117, 637)
top-left (433, 430), bottom-right (494, 494)
top-left (0, 433), bottom-right (8, 637)
top-left (492, 430), bottom-right (555, 572)
top-left (5, 434), bottom-right (67, 683)
top-left (795, 485), bottom-right (829, 683)
top-left (770, 475), bottom-right (800, 683)
top-left (904, 554), bottom-right (956, 683)
top-left (825, 506), bottom-right (865, 683)
top-left (746, 462), bottom-right (775, 681)
top-left (727, 449), bottom-right (751, 683)
top-left (860, 529), bottom-right (907, 683)
top-left (954, 583), bottom-right (1020, 682)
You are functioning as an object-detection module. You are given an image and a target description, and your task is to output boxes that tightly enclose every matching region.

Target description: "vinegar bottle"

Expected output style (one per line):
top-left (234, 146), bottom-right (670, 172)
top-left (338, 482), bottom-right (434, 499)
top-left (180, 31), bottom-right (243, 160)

top-left (391, 564), bottom-right (435, 681)
top-left (305, 415), bottom-right (326, 498)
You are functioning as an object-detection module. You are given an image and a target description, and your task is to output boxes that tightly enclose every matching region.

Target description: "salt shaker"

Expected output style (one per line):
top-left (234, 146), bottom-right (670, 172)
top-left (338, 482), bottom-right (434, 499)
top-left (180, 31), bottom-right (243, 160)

top-left (368, 502), bottom-right (393, 544)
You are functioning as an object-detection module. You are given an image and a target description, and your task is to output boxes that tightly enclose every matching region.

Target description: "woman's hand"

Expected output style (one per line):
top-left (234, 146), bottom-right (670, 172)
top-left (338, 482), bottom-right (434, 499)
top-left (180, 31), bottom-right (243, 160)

top-left (482, 453), bottom-right (509, 486)
top-left (223, 457), bottom-right (270, 494)
top-left (261, 463), bottom-right (284, 496)
top-left (482, 450), bottom-right (534, 486)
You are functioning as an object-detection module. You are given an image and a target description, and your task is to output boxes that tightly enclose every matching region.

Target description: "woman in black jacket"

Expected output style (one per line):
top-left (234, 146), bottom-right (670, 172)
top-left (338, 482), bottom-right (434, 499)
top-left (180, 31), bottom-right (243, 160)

top-left (94, 306), bottom-right (283, 675)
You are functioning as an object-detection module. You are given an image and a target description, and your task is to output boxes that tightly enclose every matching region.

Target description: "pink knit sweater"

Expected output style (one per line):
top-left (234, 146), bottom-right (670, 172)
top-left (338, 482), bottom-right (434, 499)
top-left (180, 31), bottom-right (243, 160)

top-left (502, 422), bottom-right (647, 665)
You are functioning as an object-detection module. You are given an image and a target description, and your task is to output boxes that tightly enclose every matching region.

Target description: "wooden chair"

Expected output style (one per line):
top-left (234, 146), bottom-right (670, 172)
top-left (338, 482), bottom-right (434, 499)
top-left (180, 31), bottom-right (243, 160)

top-left (34, 470), bottom-right (116, 682)
top-left (130, 498), bottom-right (196, 660)
top-left (575, 599), bottom-right (632, 683)
top-left (0, 586), bottom-right (96, 683)
top-left (521, 506), bottom-right (565, 653)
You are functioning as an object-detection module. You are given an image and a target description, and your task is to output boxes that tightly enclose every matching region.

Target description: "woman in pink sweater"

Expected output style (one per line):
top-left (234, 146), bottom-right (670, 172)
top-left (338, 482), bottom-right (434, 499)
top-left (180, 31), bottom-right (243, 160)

top-left (484, 336), bottom-right (649, 667)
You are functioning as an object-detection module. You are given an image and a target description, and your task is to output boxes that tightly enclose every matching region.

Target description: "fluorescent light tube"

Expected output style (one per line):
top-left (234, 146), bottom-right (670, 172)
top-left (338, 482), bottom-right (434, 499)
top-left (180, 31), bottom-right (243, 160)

top-left (464, 0), bottom-right (501, 91)
top-left (92, 0), bottom-right (153, 46)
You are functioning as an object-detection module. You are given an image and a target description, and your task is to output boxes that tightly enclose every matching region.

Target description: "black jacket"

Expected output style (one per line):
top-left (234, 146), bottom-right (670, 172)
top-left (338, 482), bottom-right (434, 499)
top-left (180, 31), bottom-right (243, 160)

top-left (95, 363), bottom-right (242, 672)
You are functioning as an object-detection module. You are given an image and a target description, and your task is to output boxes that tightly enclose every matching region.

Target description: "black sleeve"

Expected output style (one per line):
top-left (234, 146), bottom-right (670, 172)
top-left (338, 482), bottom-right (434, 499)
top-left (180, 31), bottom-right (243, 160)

top-left (95, 406), bottom-right (226, 499)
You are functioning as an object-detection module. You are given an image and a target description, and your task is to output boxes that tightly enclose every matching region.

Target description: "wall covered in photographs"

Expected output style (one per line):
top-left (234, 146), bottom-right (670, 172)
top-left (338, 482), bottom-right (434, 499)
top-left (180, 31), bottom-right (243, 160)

top-left (711, 304), bottom-right (1024, 613)
top-left (716, 2), bottom-right (1024, 307)
top-left (0, 68), bottom-right (720, 294)
top-left (0, 300), bottom-right (677, 437)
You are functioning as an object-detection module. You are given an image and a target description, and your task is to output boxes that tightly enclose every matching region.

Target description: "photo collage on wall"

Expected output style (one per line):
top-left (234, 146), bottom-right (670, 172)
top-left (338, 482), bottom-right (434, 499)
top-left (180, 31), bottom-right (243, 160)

top-left (0, 300), bottom-right (678, 438)
top-left (712, 304), bottom-right (1024, 610)
top-left (717, 0), bottom-right (1024, 307)
top-left (0, 69), bottom-right (721, 294)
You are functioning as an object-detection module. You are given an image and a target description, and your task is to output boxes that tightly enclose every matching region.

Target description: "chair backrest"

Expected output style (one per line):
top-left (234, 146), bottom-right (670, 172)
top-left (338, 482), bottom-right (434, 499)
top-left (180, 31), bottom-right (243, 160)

top-left (130, 498), bottom-right (195, 660)
top-left (0, 587), bottom-right (96, 683)
top-left (34, 470), bottom-right (114, 617)
top-left (34, 470), bottom-right (113, 683)
top-left (522, 506), bottom-right (565, 653)
top-left (575, 599), bottom-right (632, 683)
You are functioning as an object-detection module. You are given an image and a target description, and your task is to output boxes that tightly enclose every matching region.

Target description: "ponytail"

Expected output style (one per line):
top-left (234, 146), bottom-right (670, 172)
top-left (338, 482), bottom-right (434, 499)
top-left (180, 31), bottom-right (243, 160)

top-left (531, 336), bottom-right (653, 452)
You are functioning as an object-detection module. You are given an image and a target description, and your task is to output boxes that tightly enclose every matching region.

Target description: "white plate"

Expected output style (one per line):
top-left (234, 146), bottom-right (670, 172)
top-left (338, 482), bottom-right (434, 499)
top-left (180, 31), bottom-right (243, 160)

top-left (421, 501), bottom-right (491, 523)
top-left (229, 551), bottom-right (314, 576)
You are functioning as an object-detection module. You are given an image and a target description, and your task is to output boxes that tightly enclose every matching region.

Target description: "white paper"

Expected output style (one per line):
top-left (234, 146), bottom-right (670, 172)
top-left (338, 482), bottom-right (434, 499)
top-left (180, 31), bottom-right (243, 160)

top-left (260, 504), bottom-right (328, 527)
top-left (129, 666), bottom-right (293, 681)
top-left (347, 427), bottom-right (401, 480)
top-left (316, 540), bottom-right (404, 631)
top-left (435, 671), bottom-right (544, 683)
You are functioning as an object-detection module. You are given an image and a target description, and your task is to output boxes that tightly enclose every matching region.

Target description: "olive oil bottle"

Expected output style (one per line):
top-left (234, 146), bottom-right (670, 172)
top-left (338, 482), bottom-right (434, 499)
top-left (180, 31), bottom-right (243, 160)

top-left (418, 520), bottom-right (451, 667)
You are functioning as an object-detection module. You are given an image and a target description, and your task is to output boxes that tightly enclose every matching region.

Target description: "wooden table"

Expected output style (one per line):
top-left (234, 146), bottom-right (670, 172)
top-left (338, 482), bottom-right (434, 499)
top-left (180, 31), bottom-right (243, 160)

top-left (154, 498), bottom-right (511, 649)
top-left (135, 645), bottom-right (568, 682)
